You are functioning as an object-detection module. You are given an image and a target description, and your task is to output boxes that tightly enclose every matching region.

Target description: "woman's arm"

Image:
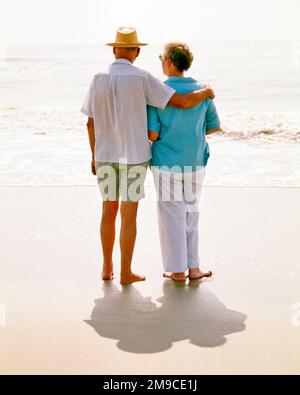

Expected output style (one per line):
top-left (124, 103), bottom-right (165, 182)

top-left (148, 130), bottom-right (159, 142)
top-left (206, 127), bottom-right (222, 135)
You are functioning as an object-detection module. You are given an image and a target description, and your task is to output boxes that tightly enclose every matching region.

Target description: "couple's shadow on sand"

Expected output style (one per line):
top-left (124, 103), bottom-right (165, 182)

top-left (85, 280), bottom-right (247, 353)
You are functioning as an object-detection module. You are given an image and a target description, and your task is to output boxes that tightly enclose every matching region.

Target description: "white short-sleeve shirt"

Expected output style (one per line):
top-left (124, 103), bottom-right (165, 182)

top-left (81, 59), bottom-right (175, 164)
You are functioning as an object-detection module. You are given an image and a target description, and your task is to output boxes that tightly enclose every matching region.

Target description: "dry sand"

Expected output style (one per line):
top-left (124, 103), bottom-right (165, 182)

top-left (0, 186), bottom-right (300, 374)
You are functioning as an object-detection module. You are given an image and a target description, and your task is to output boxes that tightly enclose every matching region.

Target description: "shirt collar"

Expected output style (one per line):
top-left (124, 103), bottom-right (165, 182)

top-left (112, 58), bottom-right (133, 66)
top-left (165, 76), bottom-right (196, 83)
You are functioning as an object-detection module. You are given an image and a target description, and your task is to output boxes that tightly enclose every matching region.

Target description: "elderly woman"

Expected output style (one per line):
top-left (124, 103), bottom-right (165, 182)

top-left (147, 42), bottom-right (221, 282)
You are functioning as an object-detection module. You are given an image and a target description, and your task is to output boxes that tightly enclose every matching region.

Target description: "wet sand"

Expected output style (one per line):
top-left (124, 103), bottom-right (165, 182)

top-left (0, 186), bottom-right (300, 374)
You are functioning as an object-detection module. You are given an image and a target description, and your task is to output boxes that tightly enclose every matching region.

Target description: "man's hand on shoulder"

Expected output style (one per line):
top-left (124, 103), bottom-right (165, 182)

top-left (169, 84), bottom-right (216, 109)
top-left (204, 84), bottom-right (215, 100)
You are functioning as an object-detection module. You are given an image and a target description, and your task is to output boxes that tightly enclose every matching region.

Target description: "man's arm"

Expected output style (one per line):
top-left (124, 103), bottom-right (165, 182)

top-left (168, 85), bottom-right (215, 109)
top-left (86, 117), bottom-right (96, 175)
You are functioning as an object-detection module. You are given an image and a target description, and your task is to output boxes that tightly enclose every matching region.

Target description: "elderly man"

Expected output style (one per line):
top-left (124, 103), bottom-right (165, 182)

top-left (81, 27), bottom-right (215, 285)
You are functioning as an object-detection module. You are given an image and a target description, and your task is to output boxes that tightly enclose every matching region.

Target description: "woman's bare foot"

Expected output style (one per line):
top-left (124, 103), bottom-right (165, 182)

top-left (102, 262), bottom-right (114, 281)
top-left (163, 272), bottom-right (186, 283)
top-left (120, 273), bottom-right (146, 285)
top-left (188, 268), bottom-right (212, 280)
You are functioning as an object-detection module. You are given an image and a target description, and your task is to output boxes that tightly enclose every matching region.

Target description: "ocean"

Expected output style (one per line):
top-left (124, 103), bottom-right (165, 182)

top-left (0, 41), bottom-right (300, 187)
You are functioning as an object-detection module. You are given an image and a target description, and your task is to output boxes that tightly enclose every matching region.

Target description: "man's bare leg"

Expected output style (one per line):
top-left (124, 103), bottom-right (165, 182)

top-left (120, 201), bottom-right (145, 285)
top-left (100, 201), bottom-right (119, 280)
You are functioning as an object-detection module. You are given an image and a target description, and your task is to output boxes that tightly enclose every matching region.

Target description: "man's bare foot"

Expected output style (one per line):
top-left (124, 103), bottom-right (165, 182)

top-left (102, 262), bottom-right (114, 281)
top-left (163, 272), bottom-right (186, 283)
top-left (188, 268), bottom-right (212, 280)
top-left (120, 273), bottom-right (146, 285)
top-left (102, 272), bottom-right (114, 281)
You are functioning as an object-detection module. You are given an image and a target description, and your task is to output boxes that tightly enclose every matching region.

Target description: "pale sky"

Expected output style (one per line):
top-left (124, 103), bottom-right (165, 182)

top-left (1, 0), bottom-right (300, 46)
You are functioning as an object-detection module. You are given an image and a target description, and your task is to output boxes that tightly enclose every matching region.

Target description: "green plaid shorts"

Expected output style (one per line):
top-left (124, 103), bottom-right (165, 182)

top-left (95, 161), bottom-right (148, 202)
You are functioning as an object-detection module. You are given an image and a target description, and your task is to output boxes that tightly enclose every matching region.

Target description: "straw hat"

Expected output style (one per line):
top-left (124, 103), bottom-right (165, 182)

top-left (106, 26), bottom-right (148, 47)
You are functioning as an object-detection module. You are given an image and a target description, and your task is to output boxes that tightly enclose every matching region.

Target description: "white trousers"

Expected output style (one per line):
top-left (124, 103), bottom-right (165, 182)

top-left (152, 167), bottom-right (205, 273)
